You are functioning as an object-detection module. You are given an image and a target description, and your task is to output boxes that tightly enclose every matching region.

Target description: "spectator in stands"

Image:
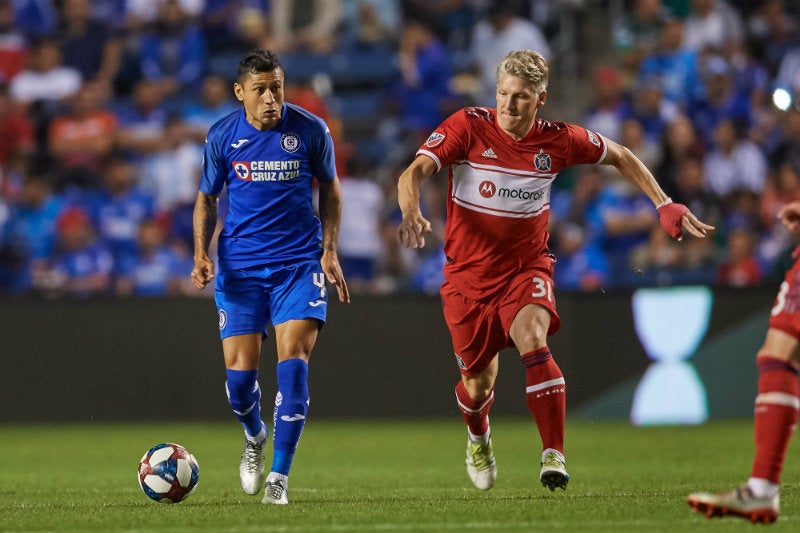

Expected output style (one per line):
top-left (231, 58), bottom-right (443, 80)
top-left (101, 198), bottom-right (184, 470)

top-left (469, 0), bottom-right (551, 106)
top-left (389, 16), bottom-right (459, 148)
top-left (682, 0), bottom-right (744, 55)
top-left (656, 113), bottom-right (705, 194)
top-left (669, 155), bottom-right (723, 240)
top-left (10, 0), bottom-right (58, 39)
top-left (637, 16), bottom-right (701, 108)
top-left (619, 117), bottom-right (662, 171)
top-left (612, 0), bottom-right (671, 84)
top-left (550, 167), bottom-right (609, 291)
top-left (337, 156), bottom-right (385, 294)
top-left (3, 169), bottom-right (64, 292)
top-left (47, 80), bottom-right (118, 192)
top-left (83, 154), bottom-right (156, 275)
top-left (137, 0), bottom-right (207, 99)
top-left (340, 0), bottom-right (401, 49)
top-left (138, 115), bottom-right (202, 216)
top-left (594, 170), bottom-right (660, 280)
top-left (202, 0), bottom-right (271, 55)
top-left (582, 65), bottom-right (630, 142)
top-left (265, 0), bottom-right (343, 54)
top-left (716, 224), bottom-right (762, 287)
top-left (747, 0), bottom-right (798, 76)
top-left (0, 0), bottom-right (28, 81)
top-left (770, 107), bottom-right (800, 177)
top-left (758, 161), bottom-right (800, 273)
top-left (115, 217), bottom-right (192, 297)
top-left (703, 117), bottom-right (767, 200)
top-left (8, 37), bottom-right (82, 149)
top-left (687, 55), bottom-right (752, 148)
top-left (629, 224), bottom-right (686, 284)
top-left (402, 0), bottom-right (477, 69)
top-left (625, 75), bottom-right (679, 145)
top-left (8, 38), bottom-right (82, 106)
top-left (668, 155), bottom-right (719, 275)
top-left (181, 74), bottom-right (240, 143)
top-left (0, 83), bottom-right (35, 176)
top-left (114, 78), bottom-right (170, 160)
top-left (35, 206), bottom-right (113, 298)
top-left (55, 0), bottom-right (123, 94)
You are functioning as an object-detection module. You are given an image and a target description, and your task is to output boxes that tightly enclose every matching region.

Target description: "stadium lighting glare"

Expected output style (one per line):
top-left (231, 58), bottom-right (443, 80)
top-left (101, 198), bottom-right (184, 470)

top-left (773, 87), bottom-right (792, 112)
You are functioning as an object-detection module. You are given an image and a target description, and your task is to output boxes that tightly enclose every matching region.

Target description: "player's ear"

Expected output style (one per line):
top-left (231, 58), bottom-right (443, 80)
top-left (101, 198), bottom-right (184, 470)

top-left (233, 82), bottom-right (244, 102)
top-left (537, 90), bottom-right (547, 108)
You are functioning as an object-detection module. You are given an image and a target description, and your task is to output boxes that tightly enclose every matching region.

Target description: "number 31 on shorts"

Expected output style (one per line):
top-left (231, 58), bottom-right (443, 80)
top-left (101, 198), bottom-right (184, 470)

top-left (531, 276), bottom-right (553, 302)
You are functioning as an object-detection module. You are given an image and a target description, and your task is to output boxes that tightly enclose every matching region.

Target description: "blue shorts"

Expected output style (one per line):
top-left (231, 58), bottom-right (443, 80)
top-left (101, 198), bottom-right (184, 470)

top-left (214, 260), bottom-right (328, 340)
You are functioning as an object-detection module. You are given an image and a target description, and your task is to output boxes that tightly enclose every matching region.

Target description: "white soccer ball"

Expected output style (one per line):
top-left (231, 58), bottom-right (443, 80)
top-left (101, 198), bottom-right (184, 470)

top-left (137, 443), bottom-right (199, 503)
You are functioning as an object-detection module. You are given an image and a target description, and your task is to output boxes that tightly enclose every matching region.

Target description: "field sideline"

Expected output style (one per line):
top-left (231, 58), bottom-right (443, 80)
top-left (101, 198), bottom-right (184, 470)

top-left (1, 419), bottom-right (798, 532)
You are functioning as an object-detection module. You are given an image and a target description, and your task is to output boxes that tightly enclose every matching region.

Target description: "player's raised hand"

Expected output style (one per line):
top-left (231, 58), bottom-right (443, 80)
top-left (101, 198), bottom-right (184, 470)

top-left (191, 256), bottom-right (215, 289)
top-left (779, 201), bottom-right (800, 236)
top-left (657, 199), bottom-right (714, 241)
top-left (397, 212), bottom-right (432, 249)
top-left (321, 250), bottom-right (350, 303)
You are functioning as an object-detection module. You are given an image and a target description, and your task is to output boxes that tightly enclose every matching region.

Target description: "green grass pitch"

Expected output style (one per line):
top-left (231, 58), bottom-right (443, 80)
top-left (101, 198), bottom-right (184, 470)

top-left (1, 419), bottom-right (798, 532)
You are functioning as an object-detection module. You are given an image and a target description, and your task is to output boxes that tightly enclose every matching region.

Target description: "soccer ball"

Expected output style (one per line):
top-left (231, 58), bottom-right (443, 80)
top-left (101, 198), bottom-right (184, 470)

top-left (137, 443), bottom-right (199, 503)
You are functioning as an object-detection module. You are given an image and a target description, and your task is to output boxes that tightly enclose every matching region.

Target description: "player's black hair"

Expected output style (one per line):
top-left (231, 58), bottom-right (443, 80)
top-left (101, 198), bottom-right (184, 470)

top-left (237, 50), bottom-right (283, 81)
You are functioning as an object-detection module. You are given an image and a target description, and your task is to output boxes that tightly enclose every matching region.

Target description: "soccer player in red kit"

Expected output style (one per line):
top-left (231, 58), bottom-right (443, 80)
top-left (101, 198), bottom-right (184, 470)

top-left (396, 49), bottom-right (714, 492)
top-left (687, 202), bottom-right (800, 524)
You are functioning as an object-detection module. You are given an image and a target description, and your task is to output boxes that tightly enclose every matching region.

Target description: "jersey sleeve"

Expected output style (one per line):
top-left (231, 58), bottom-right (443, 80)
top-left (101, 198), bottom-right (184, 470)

top-left (199, 126), bottom-right (228, 195)
top-left (308, 119), bottom-right (337, 182)
top-left (415, 109), bottom-right (471, 172)
top-left (564, 123), bottom-right (607, 166)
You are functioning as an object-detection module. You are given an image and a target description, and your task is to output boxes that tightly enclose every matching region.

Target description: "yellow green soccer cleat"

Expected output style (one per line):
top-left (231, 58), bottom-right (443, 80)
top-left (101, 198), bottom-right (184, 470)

top-left (465, 438), bottom-right (497, 490)
top-left (687, 484), bottom-right (779, 524)
top-left (540, 450), bottom-right (569, 491)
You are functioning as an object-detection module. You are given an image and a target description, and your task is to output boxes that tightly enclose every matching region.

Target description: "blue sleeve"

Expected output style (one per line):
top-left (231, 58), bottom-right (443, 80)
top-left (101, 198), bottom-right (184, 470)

top-left (200, 128), bottom-right (227, 195)
top-left (309, 121), bottom-right (337, 182)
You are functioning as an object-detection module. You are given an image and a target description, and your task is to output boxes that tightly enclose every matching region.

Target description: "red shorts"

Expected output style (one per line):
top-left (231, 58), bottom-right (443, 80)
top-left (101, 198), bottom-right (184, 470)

top-left (440, 259), bottom-right (560, 377)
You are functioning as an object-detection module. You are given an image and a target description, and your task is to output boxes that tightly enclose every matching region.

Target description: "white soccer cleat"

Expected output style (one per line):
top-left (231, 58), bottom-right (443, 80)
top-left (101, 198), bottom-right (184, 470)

top-left (687, 484), bottom-right (779, 524)
top-left (540, 449), bottom-right (569, 491)
top-left (262, 472), bottom-right (289, 505)
top-left (239, 437), bottom-right (266, 495)
top-left (465, 438), bottom-right (497, 490)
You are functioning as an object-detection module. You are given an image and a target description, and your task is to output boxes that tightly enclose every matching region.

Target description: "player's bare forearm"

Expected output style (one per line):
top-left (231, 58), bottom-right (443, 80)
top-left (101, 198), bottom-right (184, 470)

top-left (397, 156), bottom-right (435, 248)
top-left (191, 192), bottom-right (219, 289)
top-left (318, 178), bottom-right (350, 303)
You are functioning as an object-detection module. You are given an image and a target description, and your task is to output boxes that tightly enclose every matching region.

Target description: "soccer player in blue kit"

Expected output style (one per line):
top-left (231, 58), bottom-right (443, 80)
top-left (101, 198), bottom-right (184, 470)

top-left (191, 49), bottom-right (350, 505)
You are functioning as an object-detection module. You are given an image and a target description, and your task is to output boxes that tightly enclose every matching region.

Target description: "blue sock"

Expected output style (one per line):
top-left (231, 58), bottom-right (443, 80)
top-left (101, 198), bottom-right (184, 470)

top-left (271, 359), bottom-right (309, 475)
top-left (225, 369), bottom-right (265, 440)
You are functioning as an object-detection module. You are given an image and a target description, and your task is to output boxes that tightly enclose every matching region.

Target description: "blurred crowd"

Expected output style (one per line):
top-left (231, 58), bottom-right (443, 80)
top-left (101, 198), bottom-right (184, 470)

top-left (1, 0), bottom-right (799, 299)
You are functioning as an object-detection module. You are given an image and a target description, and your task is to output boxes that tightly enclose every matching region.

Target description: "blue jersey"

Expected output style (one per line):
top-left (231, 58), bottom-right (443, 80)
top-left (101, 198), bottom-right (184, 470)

top-left (201, 103), bottom-right (337, 271)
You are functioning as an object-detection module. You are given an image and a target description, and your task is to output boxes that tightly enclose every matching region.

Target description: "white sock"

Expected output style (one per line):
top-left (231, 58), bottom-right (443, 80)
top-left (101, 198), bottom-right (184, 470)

top-left (468, 428), bottom-right (490, 446)
top-left (747, 477), bottom-right (779, 498)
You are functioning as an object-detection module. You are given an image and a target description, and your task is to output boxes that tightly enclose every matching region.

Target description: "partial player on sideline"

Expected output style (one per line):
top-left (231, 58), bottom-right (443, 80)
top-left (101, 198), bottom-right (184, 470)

top-left (397, 49), bottom-right (713, 492)
top-left (687, 202), bottom-right (800, 525)
top-left (192, 49), bottom-right (349, 505)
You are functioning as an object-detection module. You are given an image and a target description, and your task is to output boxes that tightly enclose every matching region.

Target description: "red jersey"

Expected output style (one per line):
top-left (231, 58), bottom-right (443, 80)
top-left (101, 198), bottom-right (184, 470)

top-left (417, 107), bottom-right (607, 300)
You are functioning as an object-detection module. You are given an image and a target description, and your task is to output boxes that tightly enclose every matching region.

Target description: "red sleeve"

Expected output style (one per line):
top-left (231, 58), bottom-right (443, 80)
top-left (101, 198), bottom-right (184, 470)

top-left (563, 123), bottom-right (607, 167)
top-left (415, 109), bottom-right (471, 172)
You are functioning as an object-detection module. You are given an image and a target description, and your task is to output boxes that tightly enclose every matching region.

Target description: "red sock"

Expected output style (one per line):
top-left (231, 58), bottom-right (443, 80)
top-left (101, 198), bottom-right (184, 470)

top-left (522, 347), bottom-right (565, 453)
top-left (455, 380), bottom-right (494, 437)
top-left (751, 356), bottom-right (799, 483)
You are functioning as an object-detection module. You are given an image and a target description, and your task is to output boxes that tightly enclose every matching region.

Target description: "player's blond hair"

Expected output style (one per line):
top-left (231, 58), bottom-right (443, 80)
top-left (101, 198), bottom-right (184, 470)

top-left (497, 50), bottom-right (549, 93)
